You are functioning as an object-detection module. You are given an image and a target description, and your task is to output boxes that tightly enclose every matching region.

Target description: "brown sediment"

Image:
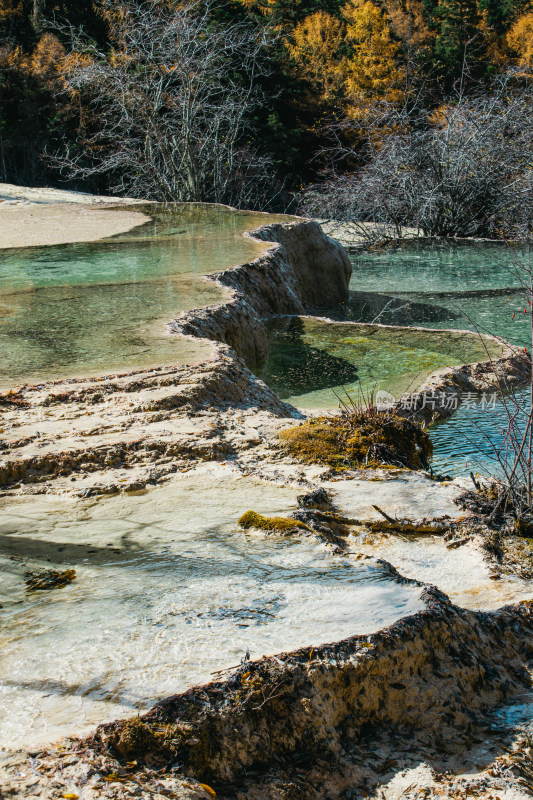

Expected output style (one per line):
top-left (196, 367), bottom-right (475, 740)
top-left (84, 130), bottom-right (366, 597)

top-left (24, 567), bottom-right (76, 591)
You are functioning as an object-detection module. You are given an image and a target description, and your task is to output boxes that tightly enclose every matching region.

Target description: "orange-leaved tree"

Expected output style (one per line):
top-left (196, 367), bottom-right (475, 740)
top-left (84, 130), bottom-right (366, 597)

top-left (342, 0), bottom-right (404, 108)
top-left (507, 11), bottom-right (533, 66)
top-left (286, 11), bottom-right (344, 99)
top-left (383, 0), bottom-right (432, 50)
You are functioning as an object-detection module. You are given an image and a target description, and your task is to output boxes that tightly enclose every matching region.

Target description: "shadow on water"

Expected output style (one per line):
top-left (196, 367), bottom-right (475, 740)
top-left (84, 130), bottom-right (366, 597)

top-left (325, 290), bottom-right (461, 326)
top-left (0, 677), bottom-right (146, 708)
top-left (258, 317), bottom-right (359, 399)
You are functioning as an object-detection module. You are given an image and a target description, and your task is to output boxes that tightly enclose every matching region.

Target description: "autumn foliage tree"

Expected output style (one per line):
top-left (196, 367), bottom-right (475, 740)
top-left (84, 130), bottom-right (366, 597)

top-left (286, 11), bottom-right (343, 98)
top-left (507, 11), bottom-right (533, 65)
top-left (342, 0), bottom-right (403, 102)
top-left (0, 30), bottom-right (67, 182)
top-left (1, 0), bottom-right (532, 204)
top-left (302, 70), bottom-right (533, 238)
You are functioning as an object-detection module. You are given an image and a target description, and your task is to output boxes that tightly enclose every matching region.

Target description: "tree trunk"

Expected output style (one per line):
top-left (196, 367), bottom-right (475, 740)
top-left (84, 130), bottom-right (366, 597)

top-left (32, 0), bottom-right (46, 35)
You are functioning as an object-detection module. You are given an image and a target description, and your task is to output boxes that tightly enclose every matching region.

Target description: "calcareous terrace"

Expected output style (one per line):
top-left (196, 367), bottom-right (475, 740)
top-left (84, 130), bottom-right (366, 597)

top-left (0, 185), bottom-right (532, 800)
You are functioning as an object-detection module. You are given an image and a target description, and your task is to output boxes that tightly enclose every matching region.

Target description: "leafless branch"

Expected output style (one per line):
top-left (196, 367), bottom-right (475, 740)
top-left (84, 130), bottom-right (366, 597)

top-left (49, 0), bottom-right (277, 208)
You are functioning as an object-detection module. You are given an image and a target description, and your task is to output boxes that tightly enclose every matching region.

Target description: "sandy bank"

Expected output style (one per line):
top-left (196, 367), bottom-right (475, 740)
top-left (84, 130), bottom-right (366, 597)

top-left (0, 182), bottom-right (150, 248)
top-left (0, 202), bottom-right (151, 249)
top-left (0, 182), bottom-right (145, 205)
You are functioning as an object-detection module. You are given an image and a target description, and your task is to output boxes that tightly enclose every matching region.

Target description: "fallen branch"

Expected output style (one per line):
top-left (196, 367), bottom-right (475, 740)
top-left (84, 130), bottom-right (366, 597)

top-left (370, 506), bottom-right (450, 534)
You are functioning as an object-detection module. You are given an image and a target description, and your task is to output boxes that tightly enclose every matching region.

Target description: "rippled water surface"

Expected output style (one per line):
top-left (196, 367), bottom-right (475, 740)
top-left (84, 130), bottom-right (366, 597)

top-left (0, 466), bottom-right (424, 754)
top-left (0, 204), bottom-right (288, 387)
top-left (348, 240), bottom-right (529, 343)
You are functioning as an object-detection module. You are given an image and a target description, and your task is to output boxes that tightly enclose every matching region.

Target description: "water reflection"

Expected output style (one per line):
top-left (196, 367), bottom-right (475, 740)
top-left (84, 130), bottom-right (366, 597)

top-left (259, 317), bottom-right (359, 398)
top-left (330, 290), bottom-right (460, 326)
top-left (349, 240), bottom-right (530, 346)
top-left (346, 241), bottom-right (532, 476)
top-left (258, 315), bottom-right (504, 410)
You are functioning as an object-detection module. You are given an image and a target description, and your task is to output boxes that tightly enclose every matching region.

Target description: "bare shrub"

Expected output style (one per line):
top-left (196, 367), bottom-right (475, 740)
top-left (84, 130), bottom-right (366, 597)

top-left (51, 0), bottom-right (277, 207)
top-left (302, 71), bottom-right (533, 241)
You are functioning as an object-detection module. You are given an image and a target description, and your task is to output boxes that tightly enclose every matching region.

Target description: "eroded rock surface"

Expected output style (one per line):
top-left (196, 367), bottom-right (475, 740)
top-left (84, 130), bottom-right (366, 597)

top-left (2, 591), bottom-right (533, 800)
top-left (170, 221), bottom-right (352, 364)
top-left (0, 345), bottom-right (299, 495)
top-left (1, 199), bottom-right (532, 800)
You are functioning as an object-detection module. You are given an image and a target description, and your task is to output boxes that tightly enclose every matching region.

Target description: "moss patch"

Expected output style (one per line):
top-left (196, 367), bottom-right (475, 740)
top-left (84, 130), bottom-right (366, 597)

top-left (238, 510), bottom-right (311, 533)
top-left (279, 410), bottom-right (432, 471)
top-left (106, 718), bottom-right (177, 763)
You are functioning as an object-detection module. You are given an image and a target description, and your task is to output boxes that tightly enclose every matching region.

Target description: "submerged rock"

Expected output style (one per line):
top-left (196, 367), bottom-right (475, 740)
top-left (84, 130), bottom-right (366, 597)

top-left (24, 568), bottom-right (76, 591)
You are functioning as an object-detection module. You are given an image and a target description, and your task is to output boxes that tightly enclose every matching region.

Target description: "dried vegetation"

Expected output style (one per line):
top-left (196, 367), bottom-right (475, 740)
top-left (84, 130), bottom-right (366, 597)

top-left (279, 408), bottom-right (432, 470)
top-left (24, 568), bottom-right (76, 591)
top-left (238, 510), bottom-right (312, 533)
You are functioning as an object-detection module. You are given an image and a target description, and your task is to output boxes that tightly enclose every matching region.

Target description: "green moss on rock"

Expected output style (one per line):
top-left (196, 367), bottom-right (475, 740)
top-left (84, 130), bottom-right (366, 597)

top-left (238, 510), bottom-right (311, 533)
top-left (279, 410), bottom-right (432, 471)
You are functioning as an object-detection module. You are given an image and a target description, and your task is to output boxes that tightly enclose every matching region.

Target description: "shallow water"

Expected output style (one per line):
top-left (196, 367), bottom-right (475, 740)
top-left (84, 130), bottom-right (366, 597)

top-left (259, 240), bottom-right (531, 477)
top-left (0, 204), bottom-right (288, 387)
top-left (259, 315), bottom-right (504, 410)
top-left (348, 240), bottom-right (530, 346)
top-left (346, 241), bottom-right (532, 477)
top-left (348, 242), bottom-right (532, 479)
top-left (1, 220), bottom-right (531, 758)
top-left (352, 531), bottom-right (532, 610)
top-left (0, 465), bottom-right (424, 754)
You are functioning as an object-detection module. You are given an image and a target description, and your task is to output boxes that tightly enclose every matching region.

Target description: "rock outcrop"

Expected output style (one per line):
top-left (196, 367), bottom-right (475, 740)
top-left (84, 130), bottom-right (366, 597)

top-left (170, 220), bottom-right (352, 365)
top-left (395, 336), bottom-right (531, 424)
top-left (92, 589), bottom-right (533, 790)
top-left (0, 346), bottom-right (300, 492)
top-left (5, 590), bottom-right (532, 799)
top-left (253, 220), bottom-right (352, 308)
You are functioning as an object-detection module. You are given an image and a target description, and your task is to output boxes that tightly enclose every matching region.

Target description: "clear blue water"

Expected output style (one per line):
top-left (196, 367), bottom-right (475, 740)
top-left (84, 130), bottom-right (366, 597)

top-left (260, 240), bottom-right (531, 477)
top-left (348, 240), bottom-right (531, 347)
top-left (0, 204), bottom-right (288, 386)
top-left (348, 241), bottom-right (532, 477)
top-left (259, 316), bottom-right (504, 410)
